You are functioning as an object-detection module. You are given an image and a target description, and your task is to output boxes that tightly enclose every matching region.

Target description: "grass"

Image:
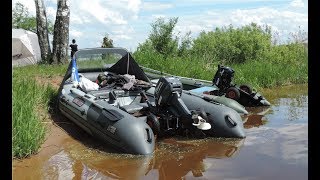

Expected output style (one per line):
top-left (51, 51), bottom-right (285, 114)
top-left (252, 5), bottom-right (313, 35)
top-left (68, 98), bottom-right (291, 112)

top-left (12, 68), bottom-right (58, 159)
top-left (12, 64), bottom-right (68, 78)
top-left (134, 46), bottom-right (308, 91)
top-left (230, 58), bottom-right (308, 89)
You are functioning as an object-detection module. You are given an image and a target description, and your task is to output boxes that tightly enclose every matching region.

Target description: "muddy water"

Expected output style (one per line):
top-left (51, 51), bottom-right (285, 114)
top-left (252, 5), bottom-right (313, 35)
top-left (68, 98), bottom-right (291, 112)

top-left (12, 84), bottom-right (308, 180)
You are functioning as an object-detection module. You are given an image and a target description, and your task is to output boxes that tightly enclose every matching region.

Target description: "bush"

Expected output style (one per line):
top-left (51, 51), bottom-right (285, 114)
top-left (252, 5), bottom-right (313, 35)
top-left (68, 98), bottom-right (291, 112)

top-left (133, 18), bottom-right (307, 89)
top-left (191, 23), bottom-right (272, 64)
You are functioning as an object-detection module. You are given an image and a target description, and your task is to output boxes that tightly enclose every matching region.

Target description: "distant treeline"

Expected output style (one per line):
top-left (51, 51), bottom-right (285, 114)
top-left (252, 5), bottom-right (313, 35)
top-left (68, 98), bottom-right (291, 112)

top-left (133, 17), bottom-right (308, 88)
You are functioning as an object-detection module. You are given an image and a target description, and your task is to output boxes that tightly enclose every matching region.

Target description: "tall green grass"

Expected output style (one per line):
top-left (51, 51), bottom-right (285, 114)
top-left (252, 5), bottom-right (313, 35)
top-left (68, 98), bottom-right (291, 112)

top-left (12, 77), bottom-right (56, 158)
top-left (230, 58), bottom-right (308, 89)
top-left (134, 52), bottom-right (216, 80)
top-left (134, 44), bottom-right (308, 91)
top-left (12, 64), bottom-right (68, 78)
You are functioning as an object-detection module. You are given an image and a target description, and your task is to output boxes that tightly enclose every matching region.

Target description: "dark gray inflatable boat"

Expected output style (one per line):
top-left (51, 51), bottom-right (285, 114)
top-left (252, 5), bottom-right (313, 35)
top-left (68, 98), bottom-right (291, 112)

top-left (57, 48), bottom-right (245, 155)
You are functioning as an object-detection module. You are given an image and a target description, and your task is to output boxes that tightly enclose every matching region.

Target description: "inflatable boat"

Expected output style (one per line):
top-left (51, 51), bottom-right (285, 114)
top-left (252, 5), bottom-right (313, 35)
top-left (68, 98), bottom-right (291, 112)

top-left (141, 65), bottom-right (270, 107)
top-left (143, 67), bottom-right (248, 114)
top-left (57, 48), bottom-right (245, 155)
top-left (150, 78), bottom-right (248, 115)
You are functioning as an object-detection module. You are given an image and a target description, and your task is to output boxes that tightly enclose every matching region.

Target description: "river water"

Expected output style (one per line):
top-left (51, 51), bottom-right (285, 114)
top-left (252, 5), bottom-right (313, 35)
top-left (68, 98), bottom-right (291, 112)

top-left (12, 84), bottom-right (308, 180)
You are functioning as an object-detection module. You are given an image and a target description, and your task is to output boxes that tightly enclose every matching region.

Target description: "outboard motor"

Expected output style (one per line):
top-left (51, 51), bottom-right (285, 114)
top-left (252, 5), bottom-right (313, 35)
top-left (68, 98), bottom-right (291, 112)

top-left (154, 77), bottom-right (186, 114)
top-left (154, 77), bottom-right (211, 131)
top-left (211, 65), bottom-right (271, 106)
top-left (212, 65), bottom-right (235, 93)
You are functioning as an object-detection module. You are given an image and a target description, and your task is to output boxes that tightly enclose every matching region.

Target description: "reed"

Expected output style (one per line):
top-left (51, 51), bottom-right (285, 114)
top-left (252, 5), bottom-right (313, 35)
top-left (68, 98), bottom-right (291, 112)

top-left (133, 43), bottom-right (308, 90)
top-left (12, 77), bottom-right (56, 158)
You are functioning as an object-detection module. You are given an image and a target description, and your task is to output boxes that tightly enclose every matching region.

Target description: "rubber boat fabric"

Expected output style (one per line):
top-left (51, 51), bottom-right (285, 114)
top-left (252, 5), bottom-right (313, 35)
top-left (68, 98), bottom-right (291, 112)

top-left (57, 48), bottom-right (246, 155)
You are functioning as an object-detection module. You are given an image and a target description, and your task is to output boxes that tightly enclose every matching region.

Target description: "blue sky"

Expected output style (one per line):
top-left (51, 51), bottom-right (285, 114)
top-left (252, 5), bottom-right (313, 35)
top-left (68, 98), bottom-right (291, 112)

top-left (13, 0), bottom-right (308, 52)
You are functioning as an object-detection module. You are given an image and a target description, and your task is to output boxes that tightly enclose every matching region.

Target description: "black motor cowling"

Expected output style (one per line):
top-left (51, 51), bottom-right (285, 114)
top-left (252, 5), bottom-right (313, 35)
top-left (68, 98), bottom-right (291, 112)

top-left (153, 77), bottom-right (212, 134)
top-left (154, 77), bottom-right (183, 107)
top-left (212, 65), bottom-right (235, 92)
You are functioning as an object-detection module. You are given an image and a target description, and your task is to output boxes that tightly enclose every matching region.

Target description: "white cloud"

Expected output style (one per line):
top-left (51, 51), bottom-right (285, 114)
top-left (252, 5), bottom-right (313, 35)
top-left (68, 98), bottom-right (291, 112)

top-left (113, 34), bottom-right (132, 41)
top-left (175, 24), bottom-right (204, 36)
top-left (173, 7), bottom-right (307, 44)
top-left (290, 0), bottom-right (304, 8)
top-left (45, 0), bottom-right (56, 4)
top-left (69, 29), bottom-right (83, 38)
top-left (112, 26), bottom-right (135, 35)
top-left (68, 0), bottom-right (142, 25)
top-left (109, 26), bottom-right (135, 41)
top-left (77, 1), bottom-right (127, 25)
top-left (127, 0), bottom-right (142, 14)
top-left (151, 14), bottom-right (167, 19)
top-left (46, 7), bottom-right (56, 21)
top-left (142, 2), bottom-right (174, 11)
top-left (227, 7), bottom-right (307, 29)
top-left (12, 0), bottom-right (36, 16)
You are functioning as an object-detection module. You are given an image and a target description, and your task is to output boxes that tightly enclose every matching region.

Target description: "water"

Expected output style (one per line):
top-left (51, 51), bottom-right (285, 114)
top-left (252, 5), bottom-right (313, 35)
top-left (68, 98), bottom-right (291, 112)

top-left (12, 84), bottom-right (308, 180)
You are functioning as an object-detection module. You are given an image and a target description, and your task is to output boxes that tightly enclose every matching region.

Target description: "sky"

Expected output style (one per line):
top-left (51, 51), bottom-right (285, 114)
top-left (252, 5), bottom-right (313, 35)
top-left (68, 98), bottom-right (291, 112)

top-left (12, 0), bottom-right (308, 52)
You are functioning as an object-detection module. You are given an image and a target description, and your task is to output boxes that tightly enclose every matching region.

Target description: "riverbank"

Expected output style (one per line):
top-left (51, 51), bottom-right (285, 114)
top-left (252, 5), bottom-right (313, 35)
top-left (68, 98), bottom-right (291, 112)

top-left (12, 53), bottom-right (307, 158)
top-left (12, 66), bottom-right (65, 159)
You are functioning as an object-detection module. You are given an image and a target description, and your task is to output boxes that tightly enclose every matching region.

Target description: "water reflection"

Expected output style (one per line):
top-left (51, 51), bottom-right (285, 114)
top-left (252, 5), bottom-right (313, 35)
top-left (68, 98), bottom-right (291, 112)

top-left (243, 114), bottom-right (268, 129)
top-left (42, 150), bottom-right (75, 179)
top-left (78, 154), bottom-right (153, 179)
top-left (12, 84), bottom-right (308, 180)
top-left (242, 106), bottom-right (271, 128)
top-left (145, 138), bottom-right (244, 179)
top-left (274, 95), bottom-right (308, 122)
top-left (38, 138), bottom-right (244, 180)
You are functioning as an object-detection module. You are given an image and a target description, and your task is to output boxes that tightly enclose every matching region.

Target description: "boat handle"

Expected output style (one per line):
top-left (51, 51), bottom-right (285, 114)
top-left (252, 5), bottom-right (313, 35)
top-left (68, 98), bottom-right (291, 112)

top-left (146, 128), bottom-right (152, 143)
top-left (194, 82), bottom-right (203, 86)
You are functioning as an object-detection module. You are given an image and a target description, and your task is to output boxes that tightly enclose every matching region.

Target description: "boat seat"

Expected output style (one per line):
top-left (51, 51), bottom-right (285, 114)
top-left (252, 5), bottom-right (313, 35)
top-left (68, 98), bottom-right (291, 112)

top-left (119, 101), bottom-right (157, 114)
top-left (120, 104), bottom-right (145, 114)
top-left (137, 116), bottom-right (147, 122)
top-left (80, 72), bottom-right (103, 82)
top-left (88, 89), bottom-right (111, 97)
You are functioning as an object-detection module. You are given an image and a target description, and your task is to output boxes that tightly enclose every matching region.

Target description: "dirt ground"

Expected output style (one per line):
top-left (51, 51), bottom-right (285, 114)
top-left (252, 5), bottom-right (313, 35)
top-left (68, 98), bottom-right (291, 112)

top-left (34, 76), bottom-right (63, 89)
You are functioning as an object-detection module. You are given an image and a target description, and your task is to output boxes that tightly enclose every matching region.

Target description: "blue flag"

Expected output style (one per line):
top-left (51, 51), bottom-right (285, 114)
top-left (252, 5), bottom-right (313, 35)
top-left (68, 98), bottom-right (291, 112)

top-left (71, 57), bottom-right (80, 85)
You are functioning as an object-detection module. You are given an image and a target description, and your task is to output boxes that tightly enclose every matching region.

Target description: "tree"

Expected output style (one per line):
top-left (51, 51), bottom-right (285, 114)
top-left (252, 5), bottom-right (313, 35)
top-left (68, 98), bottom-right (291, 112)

top-left (51, 0), bottom-right (70, 64)
top-left (13, 2), bottom-right (54, 34)
top-left (149, 17), bottom-right (179, 56)
top-left (101, 34), bottom-right (114, 48)
top-left (35, 0), bottom-right (52, 63)
top-left (100, 34), bottom-right (114, 59)
top-left (12, 3), bottom-right (37, 33)
top-left (178, 31), bottom-right (192, 57)
top-left (192, 23), bottom-right (272, 64)
top-left (289, 26), bottom-right (308, 44)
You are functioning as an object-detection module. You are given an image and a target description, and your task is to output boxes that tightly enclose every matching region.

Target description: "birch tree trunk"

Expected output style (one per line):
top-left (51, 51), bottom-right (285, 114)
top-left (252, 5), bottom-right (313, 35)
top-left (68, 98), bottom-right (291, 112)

top-left (52, 0), bottom-right (70, 64)
top-left (34, 0), bottom-right (51, 63)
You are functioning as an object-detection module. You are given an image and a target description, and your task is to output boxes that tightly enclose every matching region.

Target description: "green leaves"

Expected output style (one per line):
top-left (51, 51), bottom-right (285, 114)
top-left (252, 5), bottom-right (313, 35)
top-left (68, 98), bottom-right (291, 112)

top-left (101, 34), bottom-right (114, 48)
top-left (148, 17), bottom-right (179, 57)
top-left (192, 23), bottom-right (272, 64)
top-left (12, 2), bottom-right (54, 34)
